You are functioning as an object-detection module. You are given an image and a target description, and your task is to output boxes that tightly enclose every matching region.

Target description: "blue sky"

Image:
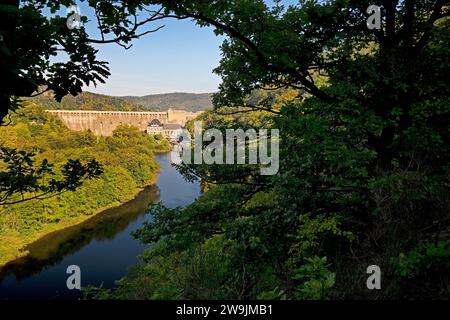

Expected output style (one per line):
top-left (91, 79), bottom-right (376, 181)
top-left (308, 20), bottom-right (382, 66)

top-left (70, 1), bottom-right (297, 96)
top-left (80, 9), bottom-right (223, 96)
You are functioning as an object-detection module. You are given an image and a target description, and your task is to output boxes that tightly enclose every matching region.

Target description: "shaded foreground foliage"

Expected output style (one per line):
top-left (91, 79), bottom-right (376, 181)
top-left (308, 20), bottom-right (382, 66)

top-left (86, 0), bottom-right (449, 300)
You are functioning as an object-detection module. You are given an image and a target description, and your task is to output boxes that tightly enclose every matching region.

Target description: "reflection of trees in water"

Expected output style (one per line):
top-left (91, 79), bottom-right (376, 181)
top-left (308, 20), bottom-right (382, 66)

top-left (0, 186), bottom-right (159, 282)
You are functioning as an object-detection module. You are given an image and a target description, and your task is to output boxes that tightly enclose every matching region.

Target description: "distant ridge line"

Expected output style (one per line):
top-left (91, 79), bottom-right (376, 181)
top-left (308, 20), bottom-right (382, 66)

top-left (27, 91), bottom-right (214, 113)
top-left (46, 109), bottom-right (167, 114)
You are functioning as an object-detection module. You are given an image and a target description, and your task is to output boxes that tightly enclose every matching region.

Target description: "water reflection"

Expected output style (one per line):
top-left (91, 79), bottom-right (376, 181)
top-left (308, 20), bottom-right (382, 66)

top-left (0, 185), bottom-right (159, 283)
top-left (0, 152), bottom-right (201, 299)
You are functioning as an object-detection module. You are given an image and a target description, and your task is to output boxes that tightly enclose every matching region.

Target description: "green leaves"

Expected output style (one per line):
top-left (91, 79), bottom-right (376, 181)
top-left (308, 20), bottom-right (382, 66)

top-left (0, 146), bottom-right (103, 204)
top-left (390, 241), bottom-right (450, 298)
top-left (0, 0), bottom-right (170, 122)
top-left (59, 158), bottom-right (104, 191)
top-left (0, 104), bottom-right (169, 262)
top-left (293, 256), bottom-right (336, 300)
top-left (395, 241), bottom-right (450, 279)
top-left (125, 0), bottom-right (450, 300)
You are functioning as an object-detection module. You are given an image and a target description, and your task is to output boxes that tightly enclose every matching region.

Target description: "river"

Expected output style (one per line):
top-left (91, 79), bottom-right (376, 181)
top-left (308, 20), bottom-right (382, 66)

top-left (0, 151), bottom-right (201, 299)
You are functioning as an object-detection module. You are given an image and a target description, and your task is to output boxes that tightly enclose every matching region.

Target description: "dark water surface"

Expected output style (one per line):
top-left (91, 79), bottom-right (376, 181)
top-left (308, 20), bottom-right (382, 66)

top-left (0, 152), bottom-right (200, 299)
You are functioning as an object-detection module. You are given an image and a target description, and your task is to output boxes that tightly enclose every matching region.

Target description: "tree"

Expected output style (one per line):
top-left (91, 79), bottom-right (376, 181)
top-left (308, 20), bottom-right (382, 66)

top-left (0, 0), bottom-right (178, 122)
top-left (0, 0), bottom-right (171, 204)
top-left (127, 0), bottom-right (450, 299)
top-left (147, 0), bottom-right (450, 169)
top-left (2, 0), bottom-right (449, 298)
top-left (0, 147), bottom-right (103, 205)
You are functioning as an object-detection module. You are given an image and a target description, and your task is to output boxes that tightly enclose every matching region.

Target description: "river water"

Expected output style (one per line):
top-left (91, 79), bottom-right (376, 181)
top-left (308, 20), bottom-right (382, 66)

top-left (0, 151), bottom-right (200, 299)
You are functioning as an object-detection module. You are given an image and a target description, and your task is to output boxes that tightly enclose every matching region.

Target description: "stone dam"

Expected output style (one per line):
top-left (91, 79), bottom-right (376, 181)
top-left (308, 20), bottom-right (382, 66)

top-left (46, 109), bottom-right (201, 136)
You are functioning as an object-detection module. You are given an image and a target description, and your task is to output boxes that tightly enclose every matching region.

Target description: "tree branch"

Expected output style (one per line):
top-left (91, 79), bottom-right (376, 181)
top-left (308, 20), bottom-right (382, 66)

top-left (177, 10), bottom-right (334, 103)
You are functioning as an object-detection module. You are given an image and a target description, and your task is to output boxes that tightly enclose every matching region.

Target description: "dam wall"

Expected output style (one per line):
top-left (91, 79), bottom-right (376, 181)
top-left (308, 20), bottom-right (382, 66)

top-left (46, 109), bottom-right (200, 136)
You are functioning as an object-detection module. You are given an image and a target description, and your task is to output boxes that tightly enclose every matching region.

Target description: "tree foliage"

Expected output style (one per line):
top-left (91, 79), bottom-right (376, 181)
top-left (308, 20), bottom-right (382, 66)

top-left (0, 147), bottom-right (102, 205)
top-left (97, 0), bottom-right (450, 300)
top-left (0, 0), bottom-right (176, 121)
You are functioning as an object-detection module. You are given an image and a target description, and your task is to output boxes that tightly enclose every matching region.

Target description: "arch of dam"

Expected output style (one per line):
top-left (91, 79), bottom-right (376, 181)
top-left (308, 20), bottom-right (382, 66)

top-left (46, 109), bottom-right (201, 136)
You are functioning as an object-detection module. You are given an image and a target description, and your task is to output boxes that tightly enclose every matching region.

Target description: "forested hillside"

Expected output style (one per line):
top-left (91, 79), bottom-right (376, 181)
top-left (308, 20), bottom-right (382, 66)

top-left (0, 104), bottom-right (170, 266)
top-left (26, 91), bottom-right (150, 111)
top-left (120, 92), bottom-right (213, 112)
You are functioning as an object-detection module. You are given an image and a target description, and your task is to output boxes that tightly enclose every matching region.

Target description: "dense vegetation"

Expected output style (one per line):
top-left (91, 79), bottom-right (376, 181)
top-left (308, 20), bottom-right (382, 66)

top-left (0, 104), bottom-right (170, 265)
top-left (26, 91), bottom-right (212, 112)
top-left (27, 91), bottom-right (150, 111)
top-left (86, 1), bottom-right (448, 300)
top-left (1, 0), bottom-right (449, 300)
top-left (120, 92), bottom-right (213, 112)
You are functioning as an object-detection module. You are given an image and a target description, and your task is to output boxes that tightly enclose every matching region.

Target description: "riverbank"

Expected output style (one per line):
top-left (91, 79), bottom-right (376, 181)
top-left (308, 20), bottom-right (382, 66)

top-left (0, 200), bottom-right (125, 267)
top-left (0, 174), bottom-right (160, 268)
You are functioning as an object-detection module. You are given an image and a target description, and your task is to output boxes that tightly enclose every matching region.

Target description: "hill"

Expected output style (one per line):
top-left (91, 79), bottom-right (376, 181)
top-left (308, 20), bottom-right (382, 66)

top-left (26, 91), bottom-right (150, 111)
top-left (120, 92), bottom-right (214, 112)
top-left (26, 91), bottom-right (213, 112)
